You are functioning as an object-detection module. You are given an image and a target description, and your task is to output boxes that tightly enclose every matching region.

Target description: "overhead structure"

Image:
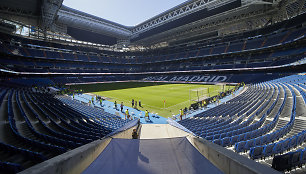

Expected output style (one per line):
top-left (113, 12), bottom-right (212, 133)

top-left (55, 5), bottom-right (132, 45)
top-left (0, 0), bottom-right (42, 26)
top-left (0, 0), bottom-right (305, 46)
top-left (52, 0), bottom-right (272, 46)
top-left (41, 0), bottom-right (63, 30)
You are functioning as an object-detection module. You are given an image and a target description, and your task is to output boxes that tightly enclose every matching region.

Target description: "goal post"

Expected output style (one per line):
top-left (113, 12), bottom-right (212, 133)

top-left (190, 88), bottom-right (208, 103)
top-left (216, 83), bottom-right (226, 93)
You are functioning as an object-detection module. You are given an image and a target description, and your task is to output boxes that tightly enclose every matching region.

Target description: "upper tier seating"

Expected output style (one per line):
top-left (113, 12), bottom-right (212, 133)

top-left (0, 13), bottom-right (305, 74)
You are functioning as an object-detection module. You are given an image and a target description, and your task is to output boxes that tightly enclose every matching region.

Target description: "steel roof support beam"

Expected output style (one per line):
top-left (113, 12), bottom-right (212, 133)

top-left (41, 0), bottom-right (63, 29)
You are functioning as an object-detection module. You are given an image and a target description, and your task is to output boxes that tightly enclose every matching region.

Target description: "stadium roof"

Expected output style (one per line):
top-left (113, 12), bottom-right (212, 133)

top-left (0, 0), bottom-right (276, 46)
top-left (62, 0), bottom-right (190, 27)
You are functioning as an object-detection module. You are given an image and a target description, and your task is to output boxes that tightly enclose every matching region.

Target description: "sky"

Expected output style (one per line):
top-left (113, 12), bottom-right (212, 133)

top-left (63, 0), bottom-right (188, 26)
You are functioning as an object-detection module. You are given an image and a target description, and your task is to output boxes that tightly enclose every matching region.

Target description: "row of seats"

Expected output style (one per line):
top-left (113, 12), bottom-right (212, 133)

top-left (177, 74), bottom-right (306, 172)
top-left (26, 93), bottom-right (104, 139)
top-left (240, 76), bottom-right (306, 172)
top-left (1, 26), bottom-right (305, 64)
top-left (1, 12), bottom-right (305, 60)
top-left (248, 83), bottom-right (304, 160)
top-left (57, 95), bottom-right (130, 130)
top-left (272, 147), bottom-right (306, 171)
top-left (1, 47), bottom-right (304, 74)
top-left (180, 83), bottom-right (274, 142)
top-left (0, 161), bottom-right (23, 174)
top-left (234, 83), bottom-right (287, 152)
top-left (29, 92), bottom-right (114, 135)
top-left (0, 87), bottom-right (132, 173)
top-left (16, 91), bottom-right (82, 149)
top-left (0, 24), bottom-right (305, 74)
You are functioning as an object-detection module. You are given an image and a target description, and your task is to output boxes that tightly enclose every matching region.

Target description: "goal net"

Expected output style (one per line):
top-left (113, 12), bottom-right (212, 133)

top-left (190, 87), bottom-right (208, 102)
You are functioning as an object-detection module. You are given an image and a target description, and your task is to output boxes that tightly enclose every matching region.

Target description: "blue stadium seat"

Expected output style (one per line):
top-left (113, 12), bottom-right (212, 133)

top-left (273, 142), bottom-right (283, 155)
top-left (220, 133), bottom-right (227, 139)
top-left (260, 135), bottom-right (269, 145)
top-left (297, 133), bottom-right (305, 145)
top-left (235, 141), bottom-right (246, 153)
top-left (254, 137), bottom-right (261, 146)
top-left (213, 139), bottom-right (222, 145)
top-left (263, 143), bottom-right (275, 157)
top-left (0, 161), bottom-right (24, 174)
top-left (300, 149), bottom-right (306, 167)
top-left (249, 146), bottom-right (264, 160)
top-left (238, 134), bottom-right (246, 141)
top-left (221, 137), bottom-right (231, 147)
top-left (272, 152), bottom-right (292, 171)
top-left (282, 139), bottom-right (290, 152)
top-left (291, 150), bottom-right (302, 169)
top-left (205, 136), bottom-right (213, 141)
top-left (230, 135), bottom-right (239, 145)
top-left (244, 139), bottom-right (255, 151)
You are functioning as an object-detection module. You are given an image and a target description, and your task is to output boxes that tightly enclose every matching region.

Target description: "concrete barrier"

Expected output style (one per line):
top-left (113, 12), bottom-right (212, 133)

top-left (19, 137), bottom-right (112, 174)
top-left (19, 122), bottom-right (280, 174)
top-left (112, 125), bottom-right (139, 139)
top-left (187, 136), bottom-right (281, 174)
top-left (19, 125), bottom-right (139, 174)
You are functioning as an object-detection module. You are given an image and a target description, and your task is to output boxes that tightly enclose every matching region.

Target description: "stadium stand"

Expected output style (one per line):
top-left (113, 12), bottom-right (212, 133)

top-left (0, 13), bottom-right (305, 75)
top-left (0, 0), bottom-right (305, 173)
top-left (0, 86), bottom-right (133, 173)
top-left (178, 74), bottom-right (306, 173)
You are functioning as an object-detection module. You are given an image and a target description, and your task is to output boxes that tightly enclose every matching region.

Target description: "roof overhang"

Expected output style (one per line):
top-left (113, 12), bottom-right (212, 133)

top-left (56, 5), bottom-right (132, 39)
top-left (130, 1), bottom-right (273, 46)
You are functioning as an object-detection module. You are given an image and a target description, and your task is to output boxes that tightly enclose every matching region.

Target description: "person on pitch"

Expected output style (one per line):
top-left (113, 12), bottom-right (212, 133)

top-left (134, 101), bottom-right (137, 109)
top-left (180, 109), bottom-right (183, 120)
top-left (114, 101), bottom-right (117, 110)
top-left (120, 102), bottom-right (124, 112)
top-left (145, 110), bottom-right (149, 119)
top-left (125, 109), bottom-right (130, 120)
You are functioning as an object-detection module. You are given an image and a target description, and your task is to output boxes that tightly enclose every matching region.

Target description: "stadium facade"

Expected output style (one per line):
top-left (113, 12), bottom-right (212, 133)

top-left (0, 0), bottom-right (305, 173)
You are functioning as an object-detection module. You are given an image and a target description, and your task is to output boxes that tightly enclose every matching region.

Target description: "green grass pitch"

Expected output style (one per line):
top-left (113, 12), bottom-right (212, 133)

top-left (69, 82), bottom-right (234, 118)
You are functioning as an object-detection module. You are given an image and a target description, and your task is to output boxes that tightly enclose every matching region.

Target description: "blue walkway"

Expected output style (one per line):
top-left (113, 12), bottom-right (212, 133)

top-left (72, 87), bottom-right (243, 124)
top-left (73, 94), bottom-right (167, 124)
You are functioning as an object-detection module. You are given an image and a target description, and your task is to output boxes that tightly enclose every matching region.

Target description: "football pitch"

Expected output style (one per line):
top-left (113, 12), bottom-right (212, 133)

top-left (69, 82), bottom-right (235, 118)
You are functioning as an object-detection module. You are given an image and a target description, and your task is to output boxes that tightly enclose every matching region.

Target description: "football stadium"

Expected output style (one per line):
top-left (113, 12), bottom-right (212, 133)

top-left (0, 0), bottom-right (305, 173)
